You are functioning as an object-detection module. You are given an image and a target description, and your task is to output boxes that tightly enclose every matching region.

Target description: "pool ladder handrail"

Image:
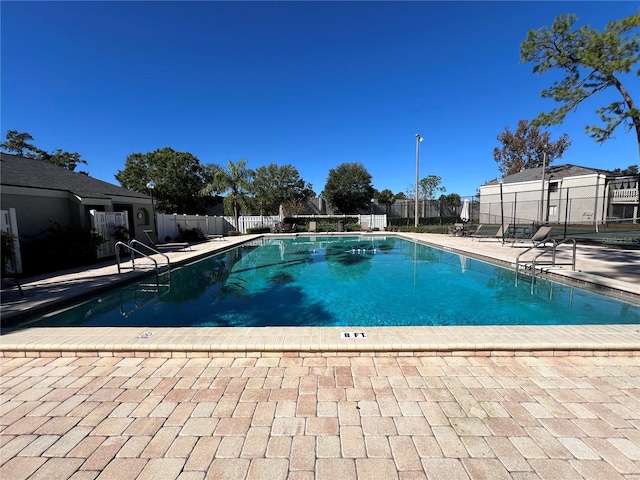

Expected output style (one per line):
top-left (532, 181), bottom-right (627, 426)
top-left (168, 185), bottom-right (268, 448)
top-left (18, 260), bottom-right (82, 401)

top-left (515, 237), bottom-right (576, 287)
top-left (115, 240), bottom-right (171, 286)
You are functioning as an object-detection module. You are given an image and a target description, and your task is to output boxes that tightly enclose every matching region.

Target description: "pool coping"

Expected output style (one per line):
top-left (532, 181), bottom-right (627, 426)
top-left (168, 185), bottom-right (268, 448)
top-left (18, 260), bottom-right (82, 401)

top-left (2, 325), bottom-right (640, 358)
top-left (1, 233), bottom-right (639, 356)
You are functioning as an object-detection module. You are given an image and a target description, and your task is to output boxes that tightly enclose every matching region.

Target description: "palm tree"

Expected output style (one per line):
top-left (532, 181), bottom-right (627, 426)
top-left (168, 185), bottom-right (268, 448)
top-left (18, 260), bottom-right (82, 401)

top-left (200, 159), bottom-right (253, 229)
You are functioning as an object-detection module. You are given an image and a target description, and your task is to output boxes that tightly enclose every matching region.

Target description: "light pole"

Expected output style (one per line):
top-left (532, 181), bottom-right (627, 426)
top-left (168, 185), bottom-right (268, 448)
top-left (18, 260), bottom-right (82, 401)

top-left (146, 180), bottom-right (157, 233)
top-left (370, 198), bottom-right (374, 229)
top-left (499, 179), bottom-right (505, 245)
top-left (414, 134), bottom-right (423, 228)
top-left (539, 146), bottom-right (547, 225)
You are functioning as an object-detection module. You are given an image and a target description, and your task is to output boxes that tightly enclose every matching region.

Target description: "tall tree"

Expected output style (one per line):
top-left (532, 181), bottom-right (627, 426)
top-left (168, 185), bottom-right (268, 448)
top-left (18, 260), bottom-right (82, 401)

top-left (116, 147), bottom-right (213, 214)
top-left (39, 149), bottom-right (88, 172)
top-left (493, 120), bottom-right (571, 176)
top-left (440, 193), bottom-right (461, 208)
top-left (375, 189), bottom-right (395, 215)
top-left (612, 164), bottom-right (639, 175)
top-left (415, 176), bottom-right (446, 218)
top-left (419, 175), bottom-right (446, 201)
top-left (1, 130), bottom-right (88, 171)
top-left (249, 163), bottom-right (315, 215)
top-left (323, 162), bottom-right (374, 214)
top-left (1, 130), bottom-right (38, 156)
top-left (521, 11), bottom-right (640, 160)
top-left (200, 159), bottom-right (253, 228)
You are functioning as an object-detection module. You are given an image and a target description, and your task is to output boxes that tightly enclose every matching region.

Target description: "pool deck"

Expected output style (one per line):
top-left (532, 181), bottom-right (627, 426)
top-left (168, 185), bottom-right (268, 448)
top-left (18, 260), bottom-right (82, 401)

top-left (1, 232), bottom-right (639, 355)
top-left (1, 233), bottom-right (640, 479)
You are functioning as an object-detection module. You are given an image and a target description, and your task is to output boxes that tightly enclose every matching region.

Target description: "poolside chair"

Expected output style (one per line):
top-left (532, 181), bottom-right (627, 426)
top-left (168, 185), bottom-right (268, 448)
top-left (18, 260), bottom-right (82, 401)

top-left (308, 221), bottom-right (317, 233)
top-left (143, 230), bottom-right (191, 251)
top-left (360, 221), bottom-right (371, 232)
top-left (496, 224), bottom-right (510, 244)
top-left (471, 224), bottom-right (508, 242)
top-left (465, 224), bottom-right (479, 237)
top-left (454, 223), bottom-right (464, 236)
top-left (473, 223), bottom-right (511, 243)
top-left (509, 225), bottom-right (553, 248)
top-left (282, 221), bottom-right (296, 233)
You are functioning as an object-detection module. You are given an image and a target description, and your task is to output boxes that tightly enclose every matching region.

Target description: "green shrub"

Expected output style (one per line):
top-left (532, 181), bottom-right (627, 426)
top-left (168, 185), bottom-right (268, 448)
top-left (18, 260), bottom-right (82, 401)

top-left (344, 222), bottom-right (360, 231)
top-left (388, 217), bottom-right (457, 227)
top-left (247, 226), bottom-right (271, 234)
top-left (389, 225), bottom-right (448, 234)
top-left (21, 223), bottom-right (104, 275)
top-left (177, 224), bottom-right (206, 242)
top-left (1, 231), bottom-right (18, 275)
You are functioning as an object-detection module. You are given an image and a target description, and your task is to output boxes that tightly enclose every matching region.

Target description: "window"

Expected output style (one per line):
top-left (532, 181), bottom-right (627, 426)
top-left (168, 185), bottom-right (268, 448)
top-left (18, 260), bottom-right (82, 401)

top-left (548, 182), bottom-right (559, 193)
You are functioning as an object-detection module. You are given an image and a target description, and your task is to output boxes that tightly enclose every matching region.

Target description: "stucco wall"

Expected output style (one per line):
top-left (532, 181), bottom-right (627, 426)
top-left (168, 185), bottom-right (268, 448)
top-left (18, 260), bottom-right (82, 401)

top-left (478, 174), bottom-right (609, 225)
top-left (0, 191), bottom-right (77, 238)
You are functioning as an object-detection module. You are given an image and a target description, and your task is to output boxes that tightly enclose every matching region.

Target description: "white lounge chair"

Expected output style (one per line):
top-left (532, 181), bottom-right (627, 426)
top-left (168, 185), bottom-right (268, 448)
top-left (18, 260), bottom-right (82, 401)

top-left (143, 230), bottom-right (191, 251)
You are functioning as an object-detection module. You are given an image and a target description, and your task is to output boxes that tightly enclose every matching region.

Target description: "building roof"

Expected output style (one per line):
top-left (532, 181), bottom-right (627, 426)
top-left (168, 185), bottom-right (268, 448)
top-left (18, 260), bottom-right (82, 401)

top-left (484, 164), bottom-right (614, 186)
top-left (1, 153), bottom-right (149, 200)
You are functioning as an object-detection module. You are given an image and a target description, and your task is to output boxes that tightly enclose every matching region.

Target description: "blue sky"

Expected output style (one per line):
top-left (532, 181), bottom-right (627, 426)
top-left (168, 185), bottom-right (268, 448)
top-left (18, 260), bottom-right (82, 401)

top-left (2, 1), bottom-right (639, 200)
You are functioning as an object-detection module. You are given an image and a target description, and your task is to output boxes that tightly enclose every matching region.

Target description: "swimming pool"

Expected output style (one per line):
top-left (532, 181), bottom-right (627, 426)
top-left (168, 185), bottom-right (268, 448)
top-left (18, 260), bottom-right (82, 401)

top-left (22, 236), bottom-right (640, 327)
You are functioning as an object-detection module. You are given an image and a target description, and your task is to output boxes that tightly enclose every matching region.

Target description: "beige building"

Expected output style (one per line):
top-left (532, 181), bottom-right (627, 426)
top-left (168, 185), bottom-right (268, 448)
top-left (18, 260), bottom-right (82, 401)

top-left (478, 164), bottom-right (639, 227)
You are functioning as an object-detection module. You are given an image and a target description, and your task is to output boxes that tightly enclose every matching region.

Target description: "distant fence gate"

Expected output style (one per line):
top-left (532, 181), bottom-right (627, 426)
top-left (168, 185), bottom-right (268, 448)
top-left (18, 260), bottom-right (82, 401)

top-left (91, 210), bottom-right (129, 259)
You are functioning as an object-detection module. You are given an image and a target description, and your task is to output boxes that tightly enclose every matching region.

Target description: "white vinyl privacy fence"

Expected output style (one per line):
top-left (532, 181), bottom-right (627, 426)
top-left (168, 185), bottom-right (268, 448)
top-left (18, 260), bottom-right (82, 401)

top-left (91, 210), bottom-right (129, 259)
top-left (156, 213), bottom-right (388, 240)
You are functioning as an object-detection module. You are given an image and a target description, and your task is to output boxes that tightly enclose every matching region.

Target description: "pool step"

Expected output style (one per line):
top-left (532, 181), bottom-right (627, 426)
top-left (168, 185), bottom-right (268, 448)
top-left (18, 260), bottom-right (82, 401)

top-left (515, 262), bottom-right (576, 298)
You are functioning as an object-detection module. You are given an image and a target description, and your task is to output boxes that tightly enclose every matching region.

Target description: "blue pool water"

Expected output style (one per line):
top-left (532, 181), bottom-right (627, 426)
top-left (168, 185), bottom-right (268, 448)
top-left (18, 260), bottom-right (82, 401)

top-left (23, 236), bottom-right (640, 327)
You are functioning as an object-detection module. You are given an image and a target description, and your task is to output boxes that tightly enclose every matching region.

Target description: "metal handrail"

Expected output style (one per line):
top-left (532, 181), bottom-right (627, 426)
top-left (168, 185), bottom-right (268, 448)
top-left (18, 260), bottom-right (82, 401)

top-left (515, 238), bottom-right (554, 282)
top-left (114, 241), bottom-right (170, 285)
top-left (515, 237), bottom-right (576, 287)
top-left (128, 240), bottom-right (171, 280)
top-left (531, 237), bottom-right (576, 278)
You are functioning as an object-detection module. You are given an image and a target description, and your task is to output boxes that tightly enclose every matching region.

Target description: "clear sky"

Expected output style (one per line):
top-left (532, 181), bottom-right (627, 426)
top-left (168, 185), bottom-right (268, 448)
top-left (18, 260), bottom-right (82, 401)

top-left (2, 1), bottom-right (638, 200)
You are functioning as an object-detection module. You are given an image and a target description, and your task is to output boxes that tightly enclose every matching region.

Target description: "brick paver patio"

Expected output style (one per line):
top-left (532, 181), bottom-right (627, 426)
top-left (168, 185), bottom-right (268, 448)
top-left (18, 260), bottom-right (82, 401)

top-left (1, 352), bottom-right (639, 479)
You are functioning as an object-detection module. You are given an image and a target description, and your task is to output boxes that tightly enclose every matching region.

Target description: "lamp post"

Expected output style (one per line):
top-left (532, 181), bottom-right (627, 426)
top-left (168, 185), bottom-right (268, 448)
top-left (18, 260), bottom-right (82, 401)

top-left (370, 198), bottom-right (374, 230)
top-left (414, 134), bottom-right (423, 228)
top-left (539, 146), bottom-right (547, 225)
top-left (499, 179), bottom-right (505, 245)
top-left (146, 180), bottom-right (157, 233)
